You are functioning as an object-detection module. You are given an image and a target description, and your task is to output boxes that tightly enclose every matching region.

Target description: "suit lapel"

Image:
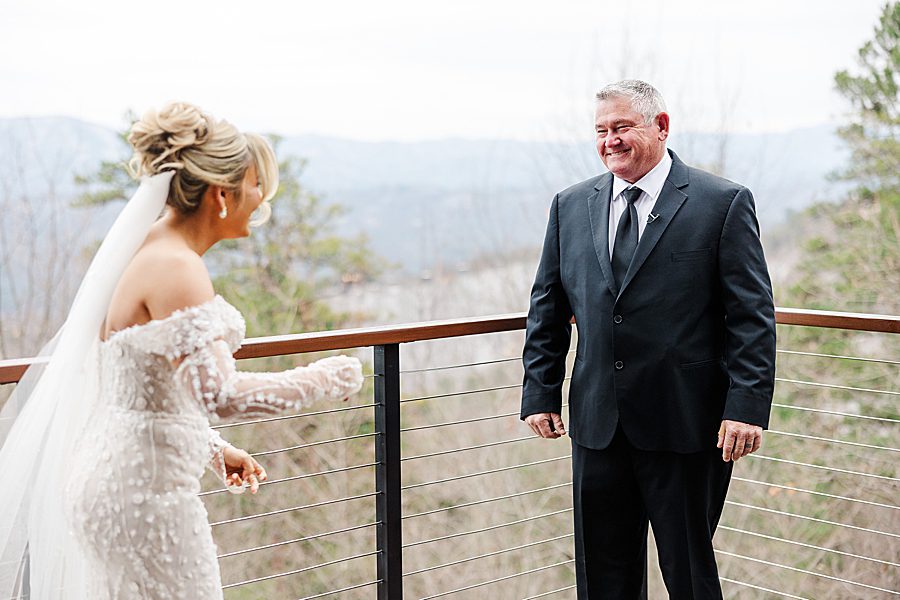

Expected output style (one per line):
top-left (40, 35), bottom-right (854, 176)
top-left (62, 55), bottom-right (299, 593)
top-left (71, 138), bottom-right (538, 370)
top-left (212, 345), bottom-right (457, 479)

top-left (618, 152), bottom-right (690, 298)
top-left (587, 174), bottom-right (618, 297)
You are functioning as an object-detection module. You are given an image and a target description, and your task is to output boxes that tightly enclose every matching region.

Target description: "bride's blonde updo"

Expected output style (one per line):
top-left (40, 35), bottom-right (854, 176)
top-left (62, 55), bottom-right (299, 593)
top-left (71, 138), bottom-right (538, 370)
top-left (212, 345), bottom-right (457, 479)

top-left (127, 102), bottom-right (278, 222)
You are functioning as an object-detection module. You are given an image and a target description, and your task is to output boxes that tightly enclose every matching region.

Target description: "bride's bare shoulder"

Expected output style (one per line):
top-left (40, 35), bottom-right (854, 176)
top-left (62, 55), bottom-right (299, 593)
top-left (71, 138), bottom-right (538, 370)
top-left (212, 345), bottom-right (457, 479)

top-left (129, 241), bottom-right (215, 320)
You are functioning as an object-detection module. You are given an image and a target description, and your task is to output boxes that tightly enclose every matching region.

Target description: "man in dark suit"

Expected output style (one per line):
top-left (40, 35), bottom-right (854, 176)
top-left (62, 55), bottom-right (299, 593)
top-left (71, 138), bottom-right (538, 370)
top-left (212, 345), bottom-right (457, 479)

top-left (521, 80), bottom-right (776, 599)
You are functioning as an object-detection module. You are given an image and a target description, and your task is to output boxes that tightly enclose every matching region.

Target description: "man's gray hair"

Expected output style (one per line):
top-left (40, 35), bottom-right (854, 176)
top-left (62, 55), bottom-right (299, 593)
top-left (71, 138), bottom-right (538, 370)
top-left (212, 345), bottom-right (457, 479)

top-left (595, 80), bottom-right (667, 123)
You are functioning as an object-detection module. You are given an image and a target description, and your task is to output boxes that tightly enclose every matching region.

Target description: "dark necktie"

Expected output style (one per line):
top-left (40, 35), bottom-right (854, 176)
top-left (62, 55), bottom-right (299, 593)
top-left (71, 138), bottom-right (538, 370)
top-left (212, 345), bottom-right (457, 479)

top-left (611, 186), bottom-right (643, 292)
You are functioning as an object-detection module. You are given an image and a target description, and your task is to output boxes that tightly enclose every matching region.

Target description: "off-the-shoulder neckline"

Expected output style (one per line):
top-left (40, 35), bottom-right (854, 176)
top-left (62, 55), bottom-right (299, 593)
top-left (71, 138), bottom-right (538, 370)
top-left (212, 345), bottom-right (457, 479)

top-left (100, 295), bottom-right (233, 344)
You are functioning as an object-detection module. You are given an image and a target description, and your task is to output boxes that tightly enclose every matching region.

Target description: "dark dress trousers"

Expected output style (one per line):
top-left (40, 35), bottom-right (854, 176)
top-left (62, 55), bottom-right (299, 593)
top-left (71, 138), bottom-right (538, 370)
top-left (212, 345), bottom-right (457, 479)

top-left (521, 150), bottom-right (776, 598)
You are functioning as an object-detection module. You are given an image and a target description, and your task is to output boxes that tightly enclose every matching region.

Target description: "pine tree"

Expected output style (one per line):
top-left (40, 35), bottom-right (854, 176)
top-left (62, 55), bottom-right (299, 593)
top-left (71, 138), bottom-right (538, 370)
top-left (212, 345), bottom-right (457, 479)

top-left (75, 128), bottom-right (381, 338)
top-left (784, 2), bottom-right (899, 315)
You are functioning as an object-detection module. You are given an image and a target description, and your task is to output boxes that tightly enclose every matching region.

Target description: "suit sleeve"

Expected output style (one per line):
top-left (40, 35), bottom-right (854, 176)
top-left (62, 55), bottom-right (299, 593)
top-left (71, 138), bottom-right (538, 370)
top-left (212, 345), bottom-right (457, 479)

top-left (718, 187), bottom-right (776, 427)
top-left (521, 194), bottom-right (573, 419)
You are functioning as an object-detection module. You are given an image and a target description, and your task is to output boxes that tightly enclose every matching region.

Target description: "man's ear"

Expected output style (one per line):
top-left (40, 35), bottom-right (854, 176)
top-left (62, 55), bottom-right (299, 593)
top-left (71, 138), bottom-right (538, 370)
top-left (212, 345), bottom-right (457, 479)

top-left (656, 112), bottom-right (670, 141)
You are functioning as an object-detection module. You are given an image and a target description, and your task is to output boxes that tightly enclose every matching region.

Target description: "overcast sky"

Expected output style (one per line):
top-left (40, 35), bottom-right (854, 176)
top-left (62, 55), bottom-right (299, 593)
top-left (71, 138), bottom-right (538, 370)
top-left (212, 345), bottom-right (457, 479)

top-left (0, 0), bottom-right (887, 141)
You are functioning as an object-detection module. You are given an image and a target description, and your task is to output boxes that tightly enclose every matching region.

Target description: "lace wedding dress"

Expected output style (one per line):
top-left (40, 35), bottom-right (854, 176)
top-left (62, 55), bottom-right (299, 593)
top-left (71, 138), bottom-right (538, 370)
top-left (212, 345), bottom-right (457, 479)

top-left (65, 295), bottom-right (363, 599)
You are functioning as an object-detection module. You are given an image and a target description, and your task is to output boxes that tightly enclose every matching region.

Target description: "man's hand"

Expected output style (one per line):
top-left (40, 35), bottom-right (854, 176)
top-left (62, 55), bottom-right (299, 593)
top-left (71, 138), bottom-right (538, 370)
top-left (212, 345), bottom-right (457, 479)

top-left (717, 420), bottom-right (762, 462)
top-left (525, 413), bottom-right (567, 439)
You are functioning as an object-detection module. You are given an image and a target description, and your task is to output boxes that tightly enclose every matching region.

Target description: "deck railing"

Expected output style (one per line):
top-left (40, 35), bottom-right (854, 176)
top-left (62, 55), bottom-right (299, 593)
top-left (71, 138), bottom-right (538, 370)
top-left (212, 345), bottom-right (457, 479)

top-left (0, 308), bottom-right (897, 599)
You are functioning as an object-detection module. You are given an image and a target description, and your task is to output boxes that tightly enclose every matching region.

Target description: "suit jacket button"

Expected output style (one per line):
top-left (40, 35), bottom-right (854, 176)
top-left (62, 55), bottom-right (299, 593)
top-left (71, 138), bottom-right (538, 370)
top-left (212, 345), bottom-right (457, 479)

top-left (613, 315), bottom-right (623, 324)
top-left (615, 361), bottom-right (624, 370)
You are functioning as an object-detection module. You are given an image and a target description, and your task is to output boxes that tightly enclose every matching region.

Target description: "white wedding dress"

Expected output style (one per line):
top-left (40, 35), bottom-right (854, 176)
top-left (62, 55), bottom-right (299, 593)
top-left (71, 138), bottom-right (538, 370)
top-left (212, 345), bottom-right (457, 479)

top-left (0, 172), bottom-right (363, 599)
top-left (65, 295), bottom-right (363, 599)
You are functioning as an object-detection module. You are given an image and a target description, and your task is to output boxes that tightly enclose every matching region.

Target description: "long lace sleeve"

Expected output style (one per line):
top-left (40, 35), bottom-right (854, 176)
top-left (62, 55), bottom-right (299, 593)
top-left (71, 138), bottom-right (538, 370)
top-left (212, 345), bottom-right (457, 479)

top-left (176, 339), bottom-right (364, 422)
top-left (207, 428), bottom-right (231, 483)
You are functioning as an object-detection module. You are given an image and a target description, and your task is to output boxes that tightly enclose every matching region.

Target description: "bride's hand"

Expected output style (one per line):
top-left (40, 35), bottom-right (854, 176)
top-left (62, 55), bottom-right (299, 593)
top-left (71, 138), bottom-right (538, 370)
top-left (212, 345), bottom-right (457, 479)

top-left (223, 445), bottom-right (267, 494)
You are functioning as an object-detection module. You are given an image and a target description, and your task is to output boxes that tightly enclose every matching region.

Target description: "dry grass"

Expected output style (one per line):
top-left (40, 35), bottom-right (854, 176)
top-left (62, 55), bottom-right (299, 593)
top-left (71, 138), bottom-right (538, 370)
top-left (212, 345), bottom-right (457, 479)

top-left (1, 325), bottom-right (894, 599)
top-left (205, 325), bottom-right (897, 599)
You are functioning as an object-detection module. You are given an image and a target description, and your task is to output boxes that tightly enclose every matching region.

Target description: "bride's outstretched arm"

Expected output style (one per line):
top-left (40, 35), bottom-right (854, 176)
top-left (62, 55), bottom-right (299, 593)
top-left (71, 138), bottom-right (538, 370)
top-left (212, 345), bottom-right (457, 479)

top-left (177, 339), bottom-right (364, 421)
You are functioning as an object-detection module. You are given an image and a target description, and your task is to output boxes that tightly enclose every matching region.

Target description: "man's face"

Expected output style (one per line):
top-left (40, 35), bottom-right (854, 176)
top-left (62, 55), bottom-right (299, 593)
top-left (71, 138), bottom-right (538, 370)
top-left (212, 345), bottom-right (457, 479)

top-left (594, 96), bottom-right (669, 183)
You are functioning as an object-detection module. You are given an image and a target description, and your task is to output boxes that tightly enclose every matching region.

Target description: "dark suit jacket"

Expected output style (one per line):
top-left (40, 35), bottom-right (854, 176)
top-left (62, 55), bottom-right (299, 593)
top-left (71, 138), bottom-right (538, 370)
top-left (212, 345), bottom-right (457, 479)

top-left (521, 150), bottom-right (776, 453)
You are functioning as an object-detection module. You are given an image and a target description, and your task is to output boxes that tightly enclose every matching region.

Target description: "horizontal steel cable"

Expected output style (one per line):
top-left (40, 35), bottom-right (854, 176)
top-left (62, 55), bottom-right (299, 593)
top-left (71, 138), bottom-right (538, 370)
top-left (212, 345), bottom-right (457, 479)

top-left (255, 462), bottom-right (375, 488)
top-left (218, 520), bottom-right (379, 559)
top-left (400, 350), bottom-right (574, 375)
top-left (777, 348), bottom-right (900, 365)
top-left (719, 577), bottom-right (810, 600)
top-left (402, 434), bottom-right (535, 462)
top-left (403, 455), bottom-right (570, 491)
top-left (731, 475), bottom-right (898, 511)
top-left (725, 500), bottom-right (900, 539)
top-left (221, 550), bottom-right (379, 589)
top-left (418, 559), bottom-right (576, 600)
top-left (401, 410), bottom-right (519, 432)
top-left (252, 432), bottom-right (379, 457)
top-left (766, 429), bottom-right (900, 453)
top-left (748, 454), bottom-right (900, 482)
top-left (714, 550), bottom-right (899, 596)
top-left (200, 462), bottom-right (377, 497)
top-left (297, 579), bottom-right (381, 600)
top-left (404, 507), bottom-right (573, 549)
top-left (718, 525), bottom-right (900, 568)
top-left (521, 585), bottom-right (578, 600)
top-left (403, 482), bottom-right (571, 520)
top-left (771, 402), bottom-right (900, 424)
top-left (401, 356), bottom-right (522, 373)
top-left (212, 402), bottom-right (376, 430)
top-left (401, 375), bottom-right (572, 406)
top-left (404, 533), bottom-right (573, 577)
top-left (400, 383), bottom-right (522, 404)
top-left (776, 377), bottom-right (900, 396)
top-left (402, 402), bottom-right (569, 434)
top-left (210, 491), bottom-right (378, 527)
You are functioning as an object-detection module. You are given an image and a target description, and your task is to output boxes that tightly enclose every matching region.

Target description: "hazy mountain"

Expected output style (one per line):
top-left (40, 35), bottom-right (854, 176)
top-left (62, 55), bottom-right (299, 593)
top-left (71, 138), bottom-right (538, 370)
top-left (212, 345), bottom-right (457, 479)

top-left (0, 116), bottom-right (847, 274)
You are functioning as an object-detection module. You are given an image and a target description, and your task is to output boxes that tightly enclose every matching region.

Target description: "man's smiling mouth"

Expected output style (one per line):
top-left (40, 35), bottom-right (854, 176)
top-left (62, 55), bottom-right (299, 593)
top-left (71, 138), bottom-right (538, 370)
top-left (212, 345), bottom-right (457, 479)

top-left (607, 149), bottom-right (630, 156)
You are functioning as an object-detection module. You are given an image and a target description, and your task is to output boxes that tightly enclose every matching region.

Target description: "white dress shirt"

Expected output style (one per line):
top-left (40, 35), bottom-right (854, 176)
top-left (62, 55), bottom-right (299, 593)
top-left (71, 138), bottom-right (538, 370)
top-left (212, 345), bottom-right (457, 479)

top-left (608, 151), bottom-right (673, 258)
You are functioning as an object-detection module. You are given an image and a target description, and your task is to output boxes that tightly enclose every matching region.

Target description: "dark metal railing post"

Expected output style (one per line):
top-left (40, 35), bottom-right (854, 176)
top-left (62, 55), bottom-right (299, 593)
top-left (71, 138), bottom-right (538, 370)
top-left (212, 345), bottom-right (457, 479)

top-left (375, 344), bottom-right (403, 600)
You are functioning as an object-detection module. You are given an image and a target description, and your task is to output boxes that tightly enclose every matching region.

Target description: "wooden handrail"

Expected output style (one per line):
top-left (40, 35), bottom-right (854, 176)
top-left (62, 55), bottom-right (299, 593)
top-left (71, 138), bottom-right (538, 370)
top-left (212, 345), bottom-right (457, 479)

top-left (0, 308), bottom-right (896, 385)
top-left (233, 313), bottom-right (528, 359)
top-left (774, 307), bottom-right (900, 333)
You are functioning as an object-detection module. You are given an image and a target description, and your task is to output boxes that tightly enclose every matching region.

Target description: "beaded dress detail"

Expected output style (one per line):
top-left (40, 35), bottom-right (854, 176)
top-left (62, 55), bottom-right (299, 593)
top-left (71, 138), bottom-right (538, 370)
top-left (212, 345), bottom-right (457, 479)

top-left (65, 296), bottom-right (363, 599)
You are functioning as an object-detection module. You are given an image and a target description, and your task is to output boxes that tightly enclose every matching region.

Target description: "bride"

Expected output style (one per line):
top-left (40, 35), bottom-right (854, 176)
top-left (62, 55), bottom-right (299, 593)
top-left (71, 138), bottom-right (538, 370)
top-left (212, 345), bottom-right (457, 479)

top-left (0, 102), bottom-right (364, 599)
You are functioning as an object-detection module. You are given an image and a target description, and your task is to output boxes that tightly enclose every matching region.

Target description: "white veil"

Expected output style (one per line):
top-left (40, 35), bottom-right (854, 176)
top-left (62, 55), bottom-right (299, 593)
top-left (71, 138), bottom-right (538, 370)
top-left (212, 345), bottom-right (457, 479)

top-left (0, 171), bottom-right (174, 599)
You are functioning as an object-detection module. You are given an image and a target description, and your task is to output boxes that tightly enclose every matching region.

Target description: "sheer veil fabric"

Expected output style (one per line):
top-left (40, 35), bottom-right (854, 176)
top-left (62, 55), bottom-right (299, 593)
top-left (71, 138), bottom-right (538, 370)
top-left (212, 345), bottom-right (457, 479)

top-left (0, 171), bottom-right (174, 599)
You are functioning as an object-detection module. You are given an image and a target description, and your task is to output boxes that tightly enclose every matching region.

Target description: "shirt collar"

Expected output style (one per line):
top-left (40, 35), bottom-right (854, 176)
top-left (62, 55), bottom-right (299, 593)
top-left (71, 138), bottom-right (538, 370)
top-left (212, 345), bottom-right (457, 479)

top-left (611, 150), bottom-right (673, 202)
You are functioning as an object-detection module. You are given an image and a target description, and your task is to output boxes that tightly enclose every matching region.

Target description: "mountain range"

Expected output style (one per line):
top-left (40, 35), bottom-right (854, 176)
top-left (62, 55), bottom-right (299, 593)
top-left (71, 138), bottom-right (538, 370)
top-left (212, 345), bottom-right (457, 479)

top-left (0, 116), bottom-right (848, 274)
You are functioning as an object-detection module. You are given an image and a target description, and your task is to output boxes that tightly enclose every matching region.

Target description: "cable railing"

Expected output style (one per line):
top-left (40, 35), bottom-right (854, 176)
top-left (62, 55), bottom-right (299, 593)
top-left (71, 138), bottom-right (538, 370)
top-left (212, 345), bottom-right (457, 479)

top-left (0, 307), bottom-right (897, 598)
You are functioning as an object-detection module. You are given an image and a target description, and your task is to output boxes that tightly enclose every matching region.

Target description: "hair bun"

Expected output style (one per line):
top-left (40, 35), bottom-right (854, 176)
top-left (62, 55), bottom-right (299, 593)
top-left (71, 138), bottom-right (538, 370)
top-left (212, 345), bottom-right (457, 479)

top-left (128, 102), bottom-right (213, 176)
top-left (124, 101), bottom-right (277, 218)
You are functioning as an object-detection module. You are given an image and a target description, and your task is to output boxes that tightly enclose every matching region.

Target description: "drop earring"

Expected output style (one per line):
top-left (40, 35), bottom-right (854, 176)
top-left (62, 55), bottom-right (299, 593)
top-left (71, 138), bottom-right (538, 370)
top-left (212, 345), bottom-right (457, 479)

top-left (219, 206), bottom-right (228, 219)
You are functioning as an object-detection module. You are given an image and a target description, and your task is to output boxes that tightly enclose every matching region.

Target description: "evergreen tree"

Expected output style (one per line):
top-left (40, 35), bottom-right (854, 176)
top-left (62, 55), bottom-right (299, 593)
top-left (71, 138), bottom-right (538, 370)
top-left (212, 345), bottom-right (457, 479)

top-left (784, 2), bottom-right (899, 315)
top-left (76, 128), bottom-right (381, 337)
top-left (834, 2), bottom-right (900, 193)
top-left (211, 150), bottom-right (381, 338)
